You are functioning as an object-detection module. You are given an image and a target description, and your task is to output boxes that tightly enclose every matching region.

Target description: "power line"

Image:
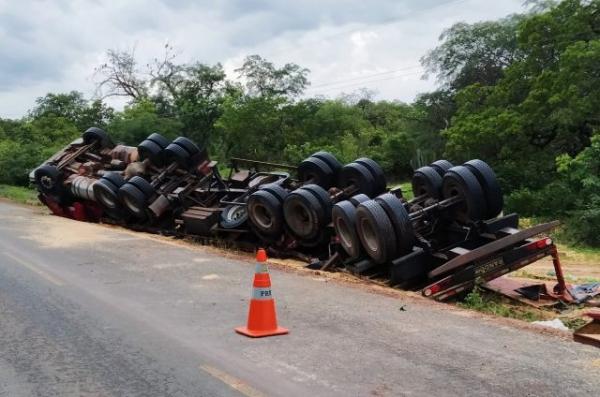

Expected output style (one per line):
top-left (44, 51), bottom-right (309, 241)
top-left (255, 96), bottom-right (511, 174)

top-left (307, 65), bottom-right (422, 90)
top-left (309, 71), bottom-right (423, 95)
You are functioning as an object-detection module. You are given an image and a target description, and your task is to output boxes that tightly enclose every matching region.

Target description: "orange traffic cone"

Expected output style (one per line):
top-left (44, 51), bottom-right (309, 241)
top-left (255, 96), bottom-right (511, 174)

top-left (235, 248), bottom-right (289, 338)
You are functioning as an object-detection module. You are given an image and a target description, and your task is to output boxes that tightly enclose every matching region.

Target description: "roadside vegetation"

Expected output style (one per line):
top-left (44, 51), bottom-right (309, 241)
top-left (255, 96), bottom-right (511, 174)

top-left (0, 0), bottom-right (598, 247)
top-left (0, 184), bottom-right (39, 205)
top-left (458, 287), bottom-right (592, 330)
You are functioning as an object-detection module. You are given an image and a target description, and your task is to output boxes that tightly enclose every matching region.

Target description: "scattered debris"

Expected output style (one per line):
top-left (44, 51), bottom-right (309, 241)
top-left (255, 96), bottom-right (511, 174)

top-left (531, 319), bottom-right (569, 332)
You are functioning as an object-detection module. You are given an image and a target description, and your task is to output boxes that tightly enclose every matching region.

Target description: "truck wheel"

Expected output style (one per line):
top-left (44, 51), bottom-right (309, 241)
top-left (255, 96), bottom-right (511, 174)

top-left (138, 139), bottom-right (164, 165)
top-left (349, 193), bottom-right (369, 207)
top-left (259, 183), bottom-right (288, 203)
top-left (339, 162), bottom-right (377, 197)
top-left (464, 159), bottom-right (503, 219)
top-left (173, 137), bottom-right (200, 156)
top-left (34, 165), bottom-right (63, 195)
top-left (82, 127), bottom-right (114, 149)
top-left (332, 200), bottom-right (361, 259)
top-left (247, 190), bottom-right (285, 236)
top-left (311, 151), bottom-right (342, 176)
top-left (298, 157), bottom-right (334, 189)
top-left (127, 176), bottom-right (155, 199)
top-left (118, 183), bottom-right (149, 219)
top-left (300, 184), bottom-right (332, 223)
top-left (442, 166), bottom-right (487, 223)
top-left (356, 200), bottom-right (396, 264)
top-left (430, 160), bottom-right (454, 177)
top-left (355, 157), bottom-right (386, 194)
top-left (164, 142), bottom-right (191, 168)
top-left (100, 172), bottom-right (125, 189)
top-left (412, 166), bottom-right (443, 199)
top-left (375, 193), bottom-right (415, 255)
top-left (220, 204), bottom-right (248, 229)
top-left (283, 188), bottom-right (324, 240)
top-left (93, 180), bottom-right (120, 210)
top-left (146, 133), bottom-right (170, 149)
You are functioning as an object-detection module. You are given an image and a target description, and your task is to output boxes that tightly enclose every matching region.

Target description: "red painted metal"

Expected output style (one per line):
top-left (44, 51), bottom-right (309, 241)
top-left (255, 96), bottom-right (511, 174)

top-left (574, 309), bottom-right (600, 348)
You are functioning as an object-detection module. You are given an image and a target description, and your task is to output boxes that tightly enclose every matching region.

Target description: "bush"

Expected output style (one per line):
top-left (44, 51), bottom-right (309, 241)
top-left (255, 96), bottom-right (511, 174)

top-left (505, 181), bottom-right (575, 217)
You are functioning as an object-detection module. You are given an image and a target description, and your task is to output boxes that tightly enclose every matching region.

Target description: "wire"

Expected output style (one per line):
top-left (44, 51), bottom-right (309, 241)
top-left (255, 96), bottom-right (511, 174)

top-left (308, 71), bottom-right (423, 95)
top-left (307, 65), bottom-right (422, 90)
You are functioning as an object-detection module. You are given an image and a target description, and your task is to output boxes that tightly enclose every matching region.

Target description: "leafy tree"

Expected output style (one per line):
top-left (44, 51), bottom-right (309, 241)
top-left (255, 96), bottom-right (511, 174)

top-left (421, 15), bottom-right (524, 91)
top-left (236, 55), bottom-right (310, 97)
top-left (30, 91), bottom-right (114, 131)
top-left (445, 0), bottom-right (600, 191)
top-left (107, 99), bottom-right (184, 145)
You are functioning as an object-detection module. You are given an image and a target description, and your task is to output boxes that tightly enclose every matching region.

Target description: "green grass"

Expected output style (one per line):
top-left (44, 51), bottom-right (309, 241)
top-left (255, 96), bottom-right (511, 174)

top-left (389, 180), bottom-right (413, 200)
top-left (0, 185), bottom-right (40, 205)
top-left (458, 287), bottom-right (548, 323)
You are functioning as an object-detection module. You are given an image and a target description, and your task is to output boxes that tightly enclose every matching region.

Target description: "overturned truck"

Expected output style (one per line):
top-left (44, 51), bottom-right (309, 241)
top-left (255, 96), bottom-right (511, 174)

top-left (32, 127), bottom-right (568, 302)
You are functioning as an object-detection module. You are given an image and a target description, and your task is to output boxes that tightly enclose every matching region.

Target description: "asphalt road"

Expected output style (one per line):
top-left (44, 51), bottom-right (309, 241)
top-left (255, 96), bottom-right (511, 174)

top-left (0, 201), bottom-right (598, 396)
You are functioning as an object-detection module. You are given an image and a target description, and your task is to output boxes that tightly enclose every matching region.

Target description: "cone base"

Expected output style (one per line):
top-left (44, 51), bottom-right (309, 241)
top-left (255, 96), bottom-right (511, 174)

top-left (235, 326), bottom-right (289, 338)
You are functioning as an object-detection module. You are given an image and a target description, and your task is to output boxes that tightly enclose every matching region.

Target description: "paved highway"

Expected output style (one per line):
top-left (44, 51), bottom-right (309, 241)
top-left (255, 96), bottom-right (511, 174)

top-left (0, 201), bottom-right (597, 396)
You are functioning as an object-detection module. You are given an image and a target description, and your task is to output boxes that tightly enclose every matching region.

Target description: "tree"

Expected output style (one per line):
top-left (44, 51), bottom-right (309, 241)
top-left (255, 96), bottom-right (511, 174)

top-left (235, 55), bottom-right (310, 97)
top-left (95, 45), bottom-right (232, 146)
top-left (444, 0), bottom-right (600, 191)
top-left (94, 48), bottom-right (149, 100)
top-left (421, 15), bottom-right (524, 91)
top-left (107, 99), bottom-right (184, 145)
top-left (30, 91), bottom-right (114, 131)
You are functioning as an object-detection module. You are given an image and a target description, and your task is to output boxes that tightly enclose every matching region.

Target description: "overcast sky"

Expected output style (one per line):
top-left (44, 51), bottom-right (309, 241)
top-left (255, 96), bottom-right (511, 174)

top-left (0, 0), bottom-right (525, 118)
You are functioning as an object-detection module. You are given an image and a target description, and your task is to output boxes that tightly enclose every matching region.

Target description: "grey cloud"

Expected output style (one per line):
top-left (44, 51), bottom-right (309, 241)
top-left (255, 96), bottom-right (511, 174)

top-left (0, 0), bottom-right (524, 118)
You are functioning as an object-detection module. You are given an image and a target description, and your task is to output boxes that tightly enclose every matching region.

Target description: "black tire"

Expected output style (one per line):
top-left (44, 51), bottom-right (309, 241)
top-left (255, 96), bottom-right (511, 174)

top-left (118, 183), bottom-right (148, 219)
top-left (100, 172), bottom-right (125, 190)
top-left (260, 183), bottom-right (289, 203)
top-left (127, 176), bottom-right (155, 199)
top-left (355, 157), bottom-right (386, 194)
top-left (164, 142), bottom-right (191, 168)
top-left (375, 193), bottom-right (415, 255)
top-left (298, 157), bottom-right (334, 189)
top-left (137, 139), bottom-right (164, 164)
top-left (332, 200), bottom-right (361, 259)
top-left (356, 200), bottom-right (397, 264)
top-left (412, 166), bottom-right (443, 199)
top-left (430, 160), bottom-right (454, 177)
top-left (220, 204), bottom-right (248, 229)
top-left (283, 188), bottom-right (325, 240)
top-left (146, 133), bottom-right (170, 149)
top-left (93, 179), bottom-right (120, 210)
top-left (247, 190), bottom-right (285, 236)
top-left (349, 194), bottom-right (370, 207)
top-left (82, 127), bottom-right (114, 149)
top-left (311, 151), bottom-right (342, 176)
top-left (338, 162), bottom-right (377, 197)
top-left (173, 137), bottom-right (200, 156)
top-left (34, 165), bottom-right (63, 195)
top-left (464, 159), bottom-right (503, 219)
top-left (442, 166), bottom-right (487, 223)
top-left (301, 184), bottom-right (332, 223)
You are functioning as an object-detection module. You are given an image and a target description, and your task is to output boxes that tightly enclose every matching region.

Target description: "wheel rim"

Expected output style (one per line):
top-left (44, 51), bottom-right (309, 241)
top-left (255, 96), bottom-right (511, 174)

top-left (252, 203), bottom-right (273, 229)
top-left (335, 216), bottom-right (354, 250)
top-left (287, 201), bottom-right (314, 237)
top-left (123, 194), bottom-right (144, 215)
top-left (360, 217), bottom-right (379, 253)
top-left (228, 205), bottom-right (246, 222)
top-left (98, 189), bottom-right (117, 209)
top-left (40, 175), bottom-right (54, 189)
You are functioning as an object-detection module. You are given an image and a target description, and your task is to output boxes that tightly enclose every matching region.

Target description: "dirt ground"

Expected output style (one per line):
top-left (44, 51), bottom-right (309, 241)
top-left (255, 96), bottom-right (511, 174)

top-left (512, 244), bottom-right (600, 282)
